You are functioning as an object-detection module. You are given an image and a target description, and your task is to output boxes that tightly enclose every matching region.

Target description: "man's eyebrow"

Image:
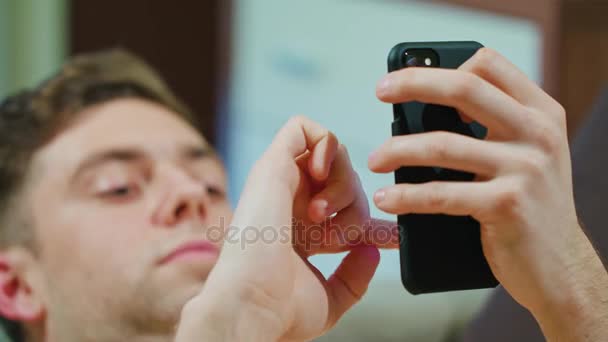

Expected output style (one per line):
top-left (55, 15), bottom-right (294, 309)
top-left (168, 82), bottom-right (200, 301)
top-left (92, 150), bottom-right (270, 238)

top-left (182, 145), bottom-right (217, 161)
top-left (70, 144), bottom-right (217, 183)
top-left (70, 148), bottom-right (147, 183)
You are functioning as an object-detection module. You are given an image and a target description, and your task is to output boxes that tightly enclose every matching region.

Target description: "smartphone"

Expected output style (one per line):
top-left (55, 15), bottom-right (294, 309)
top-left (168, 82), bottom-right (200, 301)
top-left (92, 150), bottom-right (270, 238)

top-left (388, 41), bottom-right (498, 294)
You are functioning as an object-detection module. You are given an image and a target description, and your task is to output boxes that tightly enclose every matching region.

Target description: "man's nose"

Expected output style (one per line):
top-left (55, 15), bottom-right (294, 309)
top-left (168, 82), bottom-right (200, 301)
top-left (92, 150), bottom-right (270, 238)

top-left (152, 166), bottom-right (210, 227)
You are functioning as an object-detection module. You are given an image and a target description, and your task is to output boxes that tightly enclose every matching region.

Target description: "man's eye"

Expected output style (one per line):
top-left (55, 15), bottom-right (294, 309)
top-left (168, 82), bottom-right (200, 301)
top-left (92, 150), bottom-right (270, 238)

top-left (101, 185), bottom-right (139, 199)
top-left (206, 186), bottom-right (226, 198)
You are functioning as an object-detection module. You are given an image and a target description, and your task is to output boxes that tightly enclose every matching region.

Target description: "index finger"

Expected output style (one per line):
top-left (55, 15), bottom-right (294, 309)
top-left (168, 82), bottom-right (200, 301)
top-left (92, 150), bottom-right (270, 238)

top-left (376, 68), bottom-right (529, 139)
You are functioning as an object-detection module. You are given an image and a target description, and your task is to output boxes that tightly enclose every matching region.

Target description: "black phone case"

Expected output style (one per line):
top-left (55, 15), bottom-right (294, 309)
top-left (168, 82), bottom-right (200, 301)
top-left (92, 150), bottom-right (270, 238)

top-left (388, 41), bottom-right (498, 294)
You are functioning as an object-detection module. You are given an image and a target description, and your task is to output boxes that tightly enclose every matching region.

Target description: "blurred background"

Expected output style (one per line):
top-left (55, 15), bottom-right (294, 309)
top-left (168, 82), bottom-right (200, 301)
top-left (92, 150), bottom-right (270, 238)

top-left (0, 0), bottom-right (607, 341)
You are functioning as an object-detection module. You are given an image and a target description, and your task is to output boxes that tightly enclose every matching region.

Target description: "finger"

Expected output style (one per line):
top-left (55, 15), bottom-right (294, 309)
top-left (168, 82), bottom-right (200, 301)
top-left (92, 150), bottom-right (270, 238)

top-left (376, 68), bottom-right (530, 139)
top-left (326, 217), bottom-right (400, 251)
top-left (459, 47), bottom-right (556, 109)
top-left (309, 131), bottom-right (339, 182)
top-left (301, 218), bottom-right (399, 257)
top-left (364, 218), bottom-right (399, 249)
top-left (326, 245), bottom-right (380, 327)
top-left (295, 151), bottom-right (327, 195)
top-left (308, 145), bottom-right (357, 223)
top-left (368, 131), bottom-right (512, 176)
top-left (298, 160), bottom-right (366, 256)
top-left (295, 151), bottom-right (324, 194)
top-left (312, 161), bottom-right (371, 252)
top-left (271, 116), bottom-right (337, 182)
top-left (374, 181), bottom-right (495, 217)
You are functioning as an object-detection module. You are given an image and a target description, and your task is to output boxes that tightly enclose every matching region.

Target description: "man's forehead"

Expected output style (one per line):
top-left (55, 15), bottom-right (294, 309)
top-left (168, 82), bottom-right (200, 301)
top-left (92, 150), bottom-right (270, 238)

top-left (30, 98), bottom-right (213, 179)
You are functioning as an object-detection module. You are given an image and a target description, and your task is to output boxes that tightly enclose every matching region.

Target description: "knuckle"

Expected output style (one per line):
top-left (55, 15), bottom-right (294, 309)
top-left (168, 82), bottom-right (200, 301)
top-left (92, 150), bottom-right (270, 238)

top-left (403, 67), bottom-right (420, 85)
top-left (475, 47), bottom-right (501, 65)
top-left (395, 186), bottom-right (408, 206)
top-left (333, 273), bottom-right (365, 301)
top-left (425, 182), bottom-right (448, 209)
top-left (469, 48), bottom-right (500, 76)
top-left (492, 182), bottom-right (524, 217)
top-left (529, 119), bottom-right (564, 154)
top-left (287, 115), bottom-right (308, 127)
top-left (400, 68), bottom-right (422, 93)
top-left (385, 137), bottom-right (401, 159)
top-left (425, 134), bottom-right (450, 160)
top-left (553, 101), bottom-right (566, 118)
top-left (552, 102), bottom-right (568, 129)
top-left (451, 73), bottom-right (482, 101)
top-left (517, 151), bottom-right (548, 179)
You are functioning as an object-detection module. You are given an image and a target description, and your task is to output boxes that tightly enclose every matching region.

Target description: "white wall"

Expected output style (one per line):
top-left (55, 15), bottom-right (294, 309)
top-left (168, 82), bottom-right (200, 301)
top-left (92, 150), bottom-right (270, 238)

top-left (222, 0), bottom-right (540, 340)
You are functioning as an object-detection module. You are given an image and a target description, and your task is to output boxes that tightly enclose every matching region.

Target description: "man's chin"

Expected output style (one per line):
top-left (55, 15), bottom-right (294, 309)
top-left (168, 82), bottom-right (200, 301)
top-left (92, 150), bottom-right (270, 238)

top-left (142, 268), bottom-right (213, 326)
top-left (138, 253), bottom-right (218, 321)
top-left (153, 254), bottom-right (217, 295)
top-left (125, 282), bottom-right (203, 335)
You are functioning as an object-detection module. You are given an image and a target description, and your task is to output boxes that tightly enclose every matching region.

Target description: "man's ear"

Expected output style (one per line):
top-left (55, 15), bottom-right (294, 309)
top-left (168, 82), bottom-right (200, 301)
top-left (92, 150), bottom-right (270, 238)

top-left (0, 248), bottom-right (45, 322)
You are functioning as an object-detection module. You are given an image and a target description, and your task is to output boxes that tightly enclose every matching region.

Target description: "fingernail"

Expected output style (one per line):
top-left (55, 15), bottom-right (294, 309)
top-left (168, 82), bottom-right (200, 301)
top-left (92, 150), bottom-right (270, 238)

top-left (322, 202), bottom-right (332, 216)
top-left (368, 150), bottom-right (379, 164)
top-left (374, 190), bottom-right (386, 203)
top-left (316, 199), bottom-right (329, 215)
top-left (377, 76), bottom-right (392, 97)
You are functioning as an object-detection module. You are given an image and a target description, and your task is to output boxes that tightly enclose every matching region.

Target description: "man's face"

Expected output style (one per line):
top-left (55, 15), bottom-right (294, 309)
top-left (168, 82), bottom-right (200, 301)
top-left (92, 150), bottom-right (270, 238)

top-left (26, 98), bottom-right (232, 336)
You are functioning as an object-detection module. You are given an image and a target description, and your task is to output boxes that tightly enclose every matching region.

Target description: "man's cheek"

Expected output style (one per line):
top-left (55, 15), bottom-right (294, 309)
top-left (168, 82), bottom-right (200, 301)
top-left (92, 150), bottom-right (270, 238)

top-left (207, 209), bottom-right (232, 242)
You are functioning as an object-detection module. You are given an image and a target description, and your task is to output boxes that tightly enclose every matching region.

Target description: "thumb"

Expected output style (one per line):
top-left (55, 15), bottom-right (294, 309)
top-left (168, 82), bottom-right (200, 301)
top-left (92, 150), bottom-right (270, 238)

top-left (326, 245), bottom-right (380, 328)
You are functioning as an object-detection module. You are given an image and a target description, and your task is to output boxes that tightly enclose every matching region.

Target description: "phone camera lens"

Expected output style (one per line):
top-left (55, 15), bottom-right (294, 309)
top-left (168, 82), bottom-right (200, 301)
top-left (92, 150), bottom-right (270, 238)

top-left (405, 55), bottom-right (418, 67)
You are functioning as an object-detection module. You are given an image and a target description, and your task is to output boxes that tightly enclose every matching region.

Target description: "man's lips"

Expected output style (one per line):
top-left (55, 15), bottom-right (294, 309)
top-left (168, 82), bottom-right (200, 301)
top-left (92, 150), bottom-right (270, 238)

top-left (159, 240), bottom-right (219, 265)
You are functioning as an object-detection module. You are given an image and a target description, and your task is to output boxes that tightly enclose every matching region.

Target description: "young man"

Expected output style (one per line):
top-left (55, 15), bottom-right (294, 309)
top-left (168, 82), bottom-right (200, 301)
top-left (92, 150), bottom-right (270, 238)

top-left (0, 49), bottom-right (605, 342)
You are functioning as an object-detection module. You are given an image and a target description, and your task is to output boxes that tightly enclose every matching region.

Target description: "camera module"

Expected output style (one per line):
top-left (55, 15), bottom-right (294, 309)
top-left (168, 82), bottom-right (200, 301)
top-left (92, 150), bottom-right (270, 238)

top-left (402, 49), bottom-right (439, 68)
